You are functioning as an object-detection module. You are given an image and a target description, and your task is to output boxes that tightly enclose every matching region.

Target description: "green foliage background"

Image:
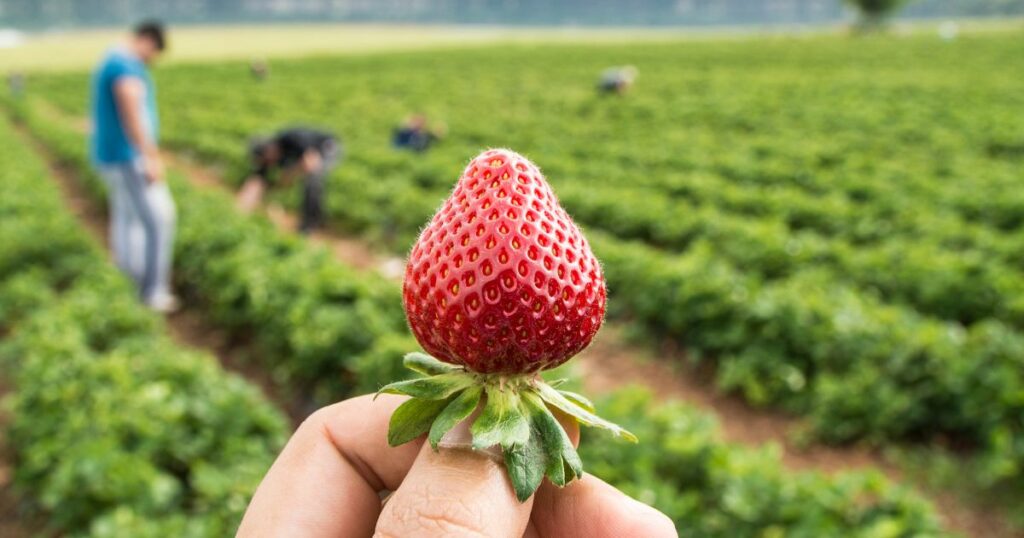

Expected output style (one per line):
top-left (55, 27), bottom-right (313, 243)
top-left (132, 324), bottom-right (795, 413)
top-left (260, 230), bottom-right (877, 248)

top-left (6, 29), bottom-right (1024, 535)
top-left (33, 33), bottom-right (1024, 490)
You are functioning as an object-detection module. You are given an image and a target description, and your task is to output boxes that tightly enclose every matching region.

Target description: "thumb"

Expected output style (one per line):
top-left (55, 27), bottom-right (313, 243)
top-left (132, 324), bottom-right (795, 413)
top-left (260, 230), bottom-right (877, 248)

top-left (375, 422), bottom-right (533, 538)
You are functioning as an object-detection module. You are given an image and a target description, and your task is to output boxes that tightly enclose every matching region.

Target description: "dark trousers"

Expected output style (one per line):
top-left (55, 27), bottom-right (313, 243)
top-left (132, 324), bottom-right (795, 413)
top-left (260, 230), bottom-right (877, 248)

top-left (299, 141), bottom-right (340, 234)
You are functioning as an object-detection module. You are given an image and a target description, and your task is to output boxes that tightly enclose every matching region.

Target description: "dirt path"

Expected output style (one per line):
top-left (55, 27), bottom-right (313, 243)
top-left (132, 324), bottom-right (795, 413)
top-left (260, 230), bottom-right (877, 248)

top-left (15, 107), bottom-right (1019, 537)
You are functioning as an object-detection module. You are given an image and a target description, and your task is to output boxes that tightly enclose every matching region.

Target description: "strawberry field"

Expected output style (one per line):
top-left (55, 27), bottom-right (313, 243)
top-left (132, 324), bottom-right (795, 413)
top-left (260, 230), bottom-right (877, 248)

top-left (3, 26), bottom-right (1024, 536)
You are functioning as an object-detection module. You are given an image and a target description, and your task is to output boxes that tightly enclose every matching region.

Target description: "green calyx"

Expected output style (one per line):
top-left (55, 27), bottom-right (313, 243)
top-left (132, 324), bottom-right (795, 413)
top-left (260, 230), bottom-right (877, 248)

top-left (376, 352), bottom-right (637, 502)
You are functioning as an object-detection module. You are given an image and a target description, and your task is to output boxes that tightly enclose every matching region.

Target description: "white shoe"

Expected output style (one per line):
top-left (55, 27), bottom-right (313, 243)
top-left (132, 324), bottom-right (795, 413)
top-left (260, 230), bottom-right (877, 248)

top-left (146, 293), bottom-right (181, 314)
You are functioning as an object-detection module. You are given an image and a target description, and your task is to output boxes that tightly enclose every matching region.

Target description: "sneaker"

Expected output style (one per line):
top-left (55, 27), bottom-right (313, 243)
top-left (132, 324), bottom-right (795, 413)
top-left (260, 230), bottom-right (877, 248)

top-left (146, 293), bottom-right (181, 314)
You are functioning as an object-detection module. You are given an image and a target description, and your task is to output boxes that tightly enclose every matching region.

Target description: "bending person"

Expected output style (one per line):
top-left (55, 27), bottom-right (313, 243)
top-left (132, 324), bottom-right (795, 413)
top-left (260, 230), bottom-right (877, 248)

top-left (238, 126), bottom-right (341, 234)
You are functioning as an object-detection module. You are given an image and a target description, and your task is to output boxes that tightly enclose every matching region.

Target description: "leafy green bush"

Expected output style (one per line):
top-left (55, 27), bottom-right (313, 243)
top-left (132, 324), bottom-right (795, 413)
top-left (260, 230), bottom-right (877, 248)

top-left (580, 389), bottom-right (945, 537)
top-left (0, 113), bottom-right (287, 536)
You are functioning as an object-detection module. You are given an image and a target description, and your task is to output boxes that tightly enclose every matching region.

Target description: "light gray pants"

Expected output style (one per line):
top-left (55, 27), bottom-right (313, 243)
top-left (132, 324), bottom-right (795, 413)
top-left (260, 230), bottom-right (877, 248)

top-left (97, 159), bottom-right (176, 302)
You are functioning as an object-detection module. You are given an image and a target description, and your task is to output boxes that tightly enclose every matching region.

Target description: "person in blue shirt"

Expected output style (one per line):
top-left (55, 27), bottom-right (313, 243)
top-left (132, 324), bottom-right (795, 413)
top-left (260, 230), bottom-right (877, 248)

top-left (90, 21), bottom-right (178, 312)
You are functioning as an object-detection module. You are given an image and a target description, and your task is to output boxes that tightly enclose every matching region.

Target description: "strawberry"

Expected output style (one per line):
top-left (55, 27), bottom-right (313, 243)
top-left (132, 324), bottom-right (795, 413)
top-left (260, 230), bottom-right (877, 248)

top-left (379, 149), bottom-right (634, 502)
top-left (403, 148), bottom-right (607, 374)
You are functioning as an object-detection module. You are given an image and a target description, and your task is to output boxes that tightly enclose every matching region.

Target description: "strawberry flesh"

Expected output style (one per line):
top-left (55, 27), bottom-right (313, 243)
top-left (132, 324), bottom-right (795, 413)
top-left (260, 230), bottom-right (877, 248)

top-left (403, 149), bottom-right (606, 374)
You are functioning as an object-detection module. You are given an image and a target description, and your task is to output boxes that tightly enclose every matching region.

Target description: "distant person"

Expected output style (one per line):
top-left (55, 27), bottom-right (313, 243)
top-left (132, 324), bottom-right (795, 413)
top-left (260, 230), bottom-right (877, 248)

top-left (237, 127), bottom-right (341, 234)
top-left (393, 114), bottom-right (445, 153)
top-left (90, 20), bottom-right (178, 313)
top-left (598, 66), bottom-right (638, 96)
top-left (250, 59), bottom-right (270, 81)
top-left (7, 72), bottom-right (25, 97)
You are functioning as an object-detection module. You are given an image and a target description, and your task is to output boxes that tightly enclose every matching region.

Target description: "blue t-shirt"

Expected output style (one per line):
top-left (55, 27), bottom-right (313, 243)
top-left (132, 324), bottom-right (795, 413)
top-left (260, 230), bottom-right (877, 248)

top-left (90, 48), bottom-right (159, 164)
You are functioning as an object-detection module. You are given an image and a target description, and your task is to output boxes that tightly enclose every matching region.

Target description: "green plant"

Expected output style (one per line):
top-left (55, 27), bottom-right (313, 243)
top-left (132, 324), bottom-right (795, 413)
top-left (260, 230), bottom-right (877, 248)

top-left (0, 110), bottom-right (287, 537)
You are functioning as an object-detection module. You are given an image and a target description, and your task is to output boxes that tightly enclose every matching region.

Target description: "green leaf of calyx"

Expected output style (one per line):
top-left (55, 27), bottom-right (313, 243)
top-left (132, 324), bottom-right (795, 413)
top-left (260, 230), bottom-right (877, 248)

top-left (428, 385), bottom-right (483, 449)
top-left (504, 416), bottom-right (546, 502)
top-left (538, 383), bottom-right (638, 443)
top-left (387, 396), bottom-right (454, 446)
top-left (404, 352), bottom-right (460, 376)
top-left (523, 392), bottom-right (582, 487)
top-left (470, 386), bottom-right (530, 450)
top-left (377, 372), bottom-right (474, 400)
top-left (558, 389), bottom-right (596, 413)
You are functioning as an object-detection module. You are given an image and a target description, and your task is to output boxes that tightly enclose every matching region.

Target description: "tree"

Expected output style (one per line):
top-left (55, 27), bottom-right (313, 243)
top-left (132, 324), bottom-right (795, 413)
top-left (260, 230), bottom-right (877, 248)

top-left (845, 0), bottom-right (913, 28)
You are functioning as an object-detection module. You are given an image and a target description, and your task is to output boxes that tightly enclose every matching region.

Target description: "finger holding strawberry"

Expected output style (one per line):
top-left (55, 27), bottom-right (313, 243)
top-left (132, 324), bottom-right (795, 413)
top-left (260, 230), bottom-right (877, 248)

top-left (379, 148), bottom-right (636, 502)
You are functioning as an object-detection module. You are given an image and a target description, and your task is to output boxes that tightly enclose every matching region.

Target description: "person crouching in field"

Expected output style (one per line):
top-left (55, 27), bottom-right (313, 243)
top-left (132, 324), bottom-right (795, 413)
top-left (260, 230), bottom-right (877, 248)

top-left (598, 66), bottom-right (638, 96)
top-left (90, 20), bottom-right (179, 313)
top-left (393, 114), bottom-right (445, 153)
top-left (237, 127), bottom-right (341, 234)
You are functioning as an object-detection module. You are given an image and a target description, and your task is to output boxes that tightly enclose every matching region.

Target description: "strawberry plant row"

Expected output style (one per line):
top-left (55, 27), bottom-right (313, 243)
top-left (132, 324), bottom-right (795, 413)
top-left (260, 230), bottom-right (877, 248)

top-left (0, 115), bottom-right (288, 536)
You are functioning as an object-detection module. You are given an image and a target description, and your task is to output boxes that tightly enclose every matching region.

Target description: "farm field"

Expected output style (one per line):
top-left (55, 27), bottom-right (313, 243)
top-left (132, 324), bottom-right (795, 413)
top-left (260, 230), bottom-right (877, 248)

top-left (3, 23), bottom-right (1024, 537)
top-left (1, 98), bottom-right (949, 536)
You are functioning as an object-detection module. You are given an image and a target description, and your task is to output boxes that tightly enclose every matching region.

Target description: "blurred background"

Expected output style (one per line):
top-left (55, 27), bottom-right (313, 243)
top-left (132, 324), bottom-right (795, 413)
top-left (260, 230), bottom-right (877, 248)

top-left (1, 1), bottom-right (1023, 537)
top-left (3, 0), bottom-right (1024, 26)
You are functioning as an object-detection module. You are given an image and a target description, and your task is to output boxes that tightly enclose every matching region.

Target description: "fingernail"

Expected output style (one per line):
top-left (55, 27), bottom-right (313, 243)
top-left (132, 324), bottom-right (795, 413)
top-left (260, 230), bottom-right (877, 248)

top-left (437, 414), bottom-right (503, 462)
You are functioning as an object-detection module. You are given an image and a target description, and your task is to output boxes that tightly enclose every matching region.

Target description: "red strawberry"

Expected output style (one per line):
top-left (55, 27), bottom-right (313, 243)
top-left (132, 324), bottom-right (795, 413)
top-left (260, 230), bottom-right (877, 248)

top-left (382, 149), bottom-right (632, 502)
top-left (403, 148), bottom-right (607, 374)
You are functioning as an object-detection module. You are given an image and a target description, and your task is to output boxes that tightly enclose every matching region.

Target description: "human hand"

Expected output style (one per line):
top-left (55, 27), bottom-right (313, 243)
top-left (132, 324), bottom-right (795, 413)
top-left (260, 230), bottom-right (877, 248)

top-left (236, 177), bottom-right (266, 214)
top-left (301, 148), bottom-right (323, 175)
top-left (236, 394), bottom-right (677, 538)
top-left (143, 152), bottom-right (165, 184)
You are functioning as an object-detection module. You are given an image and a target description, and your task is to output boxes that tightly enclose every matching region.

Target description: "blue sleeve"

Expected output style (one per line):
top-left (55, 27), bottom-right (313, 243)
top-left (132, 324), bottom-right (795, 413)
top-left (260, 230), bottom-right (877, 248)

top-left (106, 55), bottom-right (142, 85)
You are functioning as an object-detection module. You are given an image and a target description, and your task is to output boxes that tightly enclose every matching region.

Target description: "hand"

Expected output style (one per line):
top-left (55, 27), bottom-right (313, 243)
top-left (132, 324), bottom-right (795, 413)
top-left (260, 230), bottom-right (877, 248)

top-left (301, 148), bottom-right (323, 175)
top-left (237, 394), bottom-right (677, 538)
top-left (143, 152), bottom-right (165, 184)
top-left (236, 178), bottom-right (266, 214)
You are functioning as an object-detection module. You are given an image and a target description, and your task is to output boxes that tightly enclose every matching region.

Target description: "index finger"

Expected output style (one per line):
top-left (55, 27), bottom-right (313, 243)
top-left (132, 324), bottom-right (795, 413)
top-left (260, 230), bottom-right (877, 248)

top-left (236, 394), bottom-right (422, 537)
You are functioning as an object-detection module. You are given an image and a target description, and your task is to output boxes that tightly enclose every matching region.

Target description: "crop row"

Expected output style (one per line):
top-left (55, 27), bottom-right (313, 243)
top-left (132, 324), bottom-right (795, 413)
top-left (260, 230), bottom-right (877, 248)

top-left (557, 182), bottom-right (1024, 327)
top-left (4, 99), bottom-right (948, 535)
top-left (0, 114), bottom-right (288, 536)
top-left (284, 169), bottom-right (1024, 329)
